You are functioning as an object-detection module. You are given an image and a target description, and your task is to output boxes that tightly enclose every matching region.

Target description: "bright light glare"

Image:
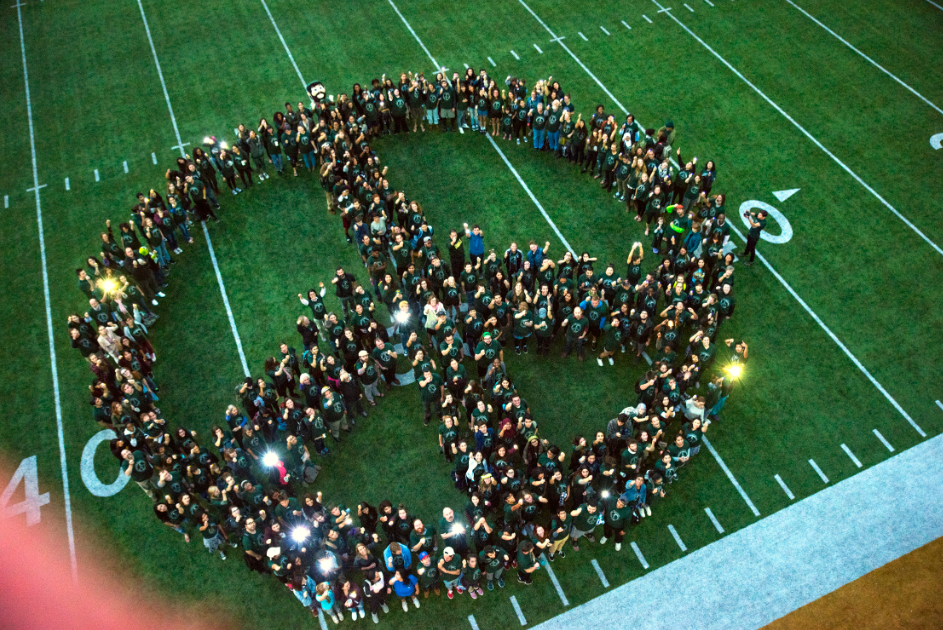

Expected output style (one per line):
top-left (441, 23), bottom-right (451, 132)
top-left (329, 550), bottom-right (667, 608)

top-left (601, 490), bottom-right (610, 499)
top-left (262, 452), bottom-right (279, 467)
top-left (725, 364), bottom-right (743, 379)
top-left (451, 524), bottom-right (465, 534)
top-left (318, 557), bottom-right (334, 570)
top-left (394, 310), bottom-right (410, 324)
top-left (100, 279), bottom-right (117, 294)
top-left (291, 527), bottom-right (310, 543)
top-left (219, 141), bottom-right (229, 150)
top-left (202, 136), bottom-right (212, 144)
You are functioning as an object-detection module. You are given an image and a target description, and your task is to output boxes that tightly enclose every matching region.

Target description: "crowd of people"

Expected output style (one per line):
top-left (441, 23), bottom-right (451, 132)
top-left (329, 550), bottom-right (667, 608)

top-left (67, 67), bottom-right (752, 624)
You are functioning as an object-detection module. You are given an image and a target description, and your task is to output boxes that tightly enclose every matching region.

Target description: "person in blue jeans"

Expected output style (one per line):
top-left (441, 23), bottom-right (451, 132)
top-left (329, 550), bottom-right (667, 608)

top-left (438, 546), bottom-right (466, 599)
top-left (530, 102), bottom-right (547, 150)
top-left (464, 222), bottom-right (485, 266)
top-left (546, 101), bottom-right (562, 152)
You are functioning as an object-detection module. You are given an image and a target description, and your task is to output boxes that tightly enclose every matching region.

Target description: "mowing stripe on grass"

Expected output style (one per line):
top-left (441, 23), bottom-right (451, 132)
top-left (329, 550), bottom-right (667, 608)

top-left (873, 429), bottom-right (894, 453)
top-left (774, 474), bottom-right (795, 500)
top-left (621, 20), bottom-right (632, 29)
top-left (599, 26), bottom-right (610, 35)
top-left (668, 524), bottom-right (687, 551)
top-left (518, 0), bottom-right (923, 444)
top-left (630, 541), bottom-right (649, 569)
top-left (510, 50), bottom-right (519, 60)
top-left (705, 507), bottom-right (724, 533)
top-left (785, 0), bottom-right (943, 117)
top-left (15, 0), bottom-right (77, 580)
top-left (649, 0), bottom-right (943, 258)
top-left (840, 443), bottom-right (862, 468)
top-left (590, 559), bottom-right (610, 587)
top-left (809, 459), bottom-right (829, 483)
top-left (510, 595), bottom-right (527, 625)
top-left (488, 56), bottom-right (496, 67)
top-left (702, 436), bottom-right (760, 516)
top-left (139, 0), bottom-right (250, 377)
top-left (468, 614), bottom-right (480, 630)
top-left (541, 555), bottom-right (569, 606)
top-left (643, 14), bottom-right (653, 23)
top-left (578, 31), bottom-right (588, 41)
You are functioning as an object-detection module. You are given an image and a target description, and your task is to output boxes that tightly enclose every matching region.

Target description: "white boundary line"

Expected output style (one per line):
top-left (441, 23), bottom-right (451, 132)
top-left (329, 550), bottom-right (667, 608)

top-left (590, 559), bottom-right (610, 587)
top-left (650, 0), bottom-right (943, 258)
top-left (684, 3), bottom-right (695, 11)
top-left (872, 429), bottom-right (894, 453)
top-left (510, 50), bottom-right (520, 60)
top-left (621, 20), bottom-right (632, 29)
top-left (515, 0), bottom-right (927, 441)
top-left (702, 435), bottom-right (760, 516)
top-left (94, 168), bottom-right (99, 182)
top-left (534, 43), bottom-right (543, 53)
top-left (667, 524), bottom-right (688, 551)
top-left (936, 399), bottom-right (943, 413)
top-left (642, 14), bottom-right (653, 23)
top-left (122, 160), bottom-right (129, 174)
top-left (541, 555), bottom-right (569, 605)
top-left (704, 507), bottom-right (724, 533)
top-left (808, 459), bottom-right (829, 483)
top-left (578, 31), bottom-right (588, 41)
top-left (774, 474), bottom-right (795, 500)
top-left (151, 151), bottom-right (157, 165)
top-left (630, 541), bottom-right (649, 568)
top-left (384, 0), bottom-right (444, 73)
top-left (923, 0), bottom-right (943, 11)
top-left (488, 56), bottom-right (496, 67)
top-left (138, 0), bottom-right (251, 377)
top-left (510, 595), bottom-right (527, 625)
top-left (599, 26), bottom-right (610, 35)
top-left (785, 0), bottom-right (942, 116)
top-left (15, 0), bottom-right (77, 580)
top-left (64, 177), bottom-right (69, 191)
top-left (840, 443), bottom-right (863, 468)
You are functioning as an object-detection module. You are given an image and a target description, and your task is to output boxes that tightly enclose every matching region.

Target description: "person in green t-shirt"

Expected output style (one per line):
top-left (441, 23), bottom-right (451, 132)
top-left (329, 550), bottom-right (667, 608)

top-left (516, 541), bottom-right (538, 585)
top-left (438, 547), bottom-right (466, 598)
top-left (122, 449), bottom-right (156, 500)
top-left (418, 367), bottom-right (443, 426)
top-left (743, 208), bottom-right (767, 265)
top-left (199, 512), bottom-right (227, 560)
top-left (416, 552), bottom-right (441, 597)
top-left (549, 507), bottom-right (572, 560)
top-left (569, 500), bottom-right (600, 551)
top-left (599, 494), bottom-right (633, 551)
top-left (479, 545), bottom-right (509, 590)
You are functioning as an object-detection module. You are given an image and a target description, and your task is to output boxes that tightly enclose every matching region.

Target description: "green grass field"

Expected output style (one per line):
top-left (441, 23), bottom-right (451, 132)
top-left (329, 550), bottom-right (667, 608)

top-left (2, 0), bottom-right (942, 628)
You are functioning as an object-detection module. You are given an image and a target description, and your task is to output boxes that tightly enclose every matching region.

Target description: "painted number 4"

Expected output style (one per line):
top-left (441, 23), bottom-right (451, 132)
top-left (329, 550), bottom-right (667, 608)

top-left (0, 456), bottom-right (51, 526)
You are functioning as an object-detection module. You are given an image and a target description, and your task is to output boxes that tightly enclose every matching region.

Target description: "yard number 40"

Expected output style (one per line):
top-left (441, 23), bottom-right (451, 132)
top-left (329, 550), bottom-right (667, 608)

top-left (0, 456), bottom-right (51, 526)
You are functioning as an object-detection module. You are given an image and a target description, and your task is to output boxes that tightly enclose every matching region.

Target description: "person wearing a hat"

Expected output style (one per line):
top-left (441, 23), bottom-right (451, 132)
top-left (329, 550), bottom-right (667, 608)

top-left (438, 546), bottom-right (466, 599)
top-left (474, 330), bottom-right (502, 379)
top-left (416, 551), bottom-right (441, 597)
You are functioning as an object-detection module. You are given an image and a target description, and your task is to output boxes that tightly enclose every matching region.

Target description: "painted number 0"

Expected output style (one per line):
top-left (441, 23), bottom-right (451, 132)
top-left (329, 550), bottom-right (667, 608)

top-left (81, 429), bottom-right (130, 497)
top-left (739, 200), bottom-right (793, 244)
top-left (0, 456), bottom-right (51, 526)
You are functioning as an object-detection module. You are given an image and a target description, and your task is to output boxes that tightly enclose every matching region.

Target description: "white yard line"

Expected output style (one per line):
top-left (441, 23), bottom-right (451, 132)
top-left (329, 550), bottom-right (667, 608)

top-left (3, 195), bottom-right (8, 208)
top-left (872, 429), bottom-right (894, 453)
top-left (808, 459), bottom-right (829, 483)
top-left (923, 0), bottom-right (943, 11)
top-left (643, 14), bottom-right (653, 23)
top-left (774, 474), bottom-right (795, 500)
top-left (138, 0), bottom-right (250, 377)
top-left (151, 151), bottom-right (157, 164)
top-left (541, 555), bottom-right (569, 605)
top-left (702, 435), bottom-right (760, 516)
top-left (599, 26), bottom-right (610, 35)
top-left (15, 0), bottom-right (77, 580)
top-left (785, 0), bottom-right (942, 116)
top-left (64, 177), bottom-right (70, 191)
top-left (840, 443), bottom-right (863, 468)
top-left (936, 400), bottom-right (943, 412)
top-left (534, 43), bottom-right (543, 53)
top-left (630, 541), bottom-right (649, 568)
top-left (704, 507), bottom-right (724, 533)
top-left (667, 524), bottom-right (688, 551)
top-left (650, 0), bottom-right (943, 258)
top-left (510, 50), bottom-right (520, 60)
top-left (621, 20), bottom-right (632, 29)
top-left (704, 0), bottom-right (714, 6)
top-left (590, 559), bottom-right (610, 587)
top-left (468, 615), bottom-right (481, 630)
top-left (123, 160), bottom-right (129, 174)
top-left (488, 56), bottom-right (496, 67)
top-left (684, 3), bottom-right (695, 11)
top-left (510, 595), bottom-right (527, 625)
top-left (94, 168), bottom-right (99, 182)
top-left (578, 31), bottom-right (588, 41)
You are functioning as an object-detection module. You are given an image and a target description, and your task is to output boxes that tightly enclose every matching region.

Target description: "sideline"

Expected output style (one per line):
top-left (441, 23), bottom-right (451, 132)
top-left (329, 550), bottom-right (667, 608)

top-left (15, 0), bottom-right (77, 579)
top-left (533, 431), bottom-right (943, 629)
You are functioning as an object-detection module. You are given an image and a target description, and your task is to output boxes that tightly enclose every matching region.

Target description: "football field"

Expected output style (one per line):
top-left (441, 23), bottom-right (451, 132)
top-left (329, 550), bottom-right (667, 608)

top-left (1, 0), bottom-right (942, 628)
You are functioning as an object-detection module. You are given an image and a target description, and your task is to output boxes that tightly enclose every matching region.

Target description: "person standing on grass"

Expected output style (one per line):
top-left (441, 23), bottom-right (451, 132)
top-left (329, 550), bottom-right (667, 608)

top-left (599, 494), bottom-right (632, 552)
top-left (516, 541), bottom-right (538, 585)
top-left (742, 208), bottom-right (767, 266)
top-left (390, 570), bottom-right (421, 612)
top-left (568, 499), bottom-right (600, 551)
top-left (247, 130), bottom-right (269, 182)
top-left (231, 145), bottom-right (253, 189)
top-left (362, 569), bottom-right (390, 623)
top-left (122, 448), bottom-right (156, 500)
top-left (438, 547), bottom-right (466, 599)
